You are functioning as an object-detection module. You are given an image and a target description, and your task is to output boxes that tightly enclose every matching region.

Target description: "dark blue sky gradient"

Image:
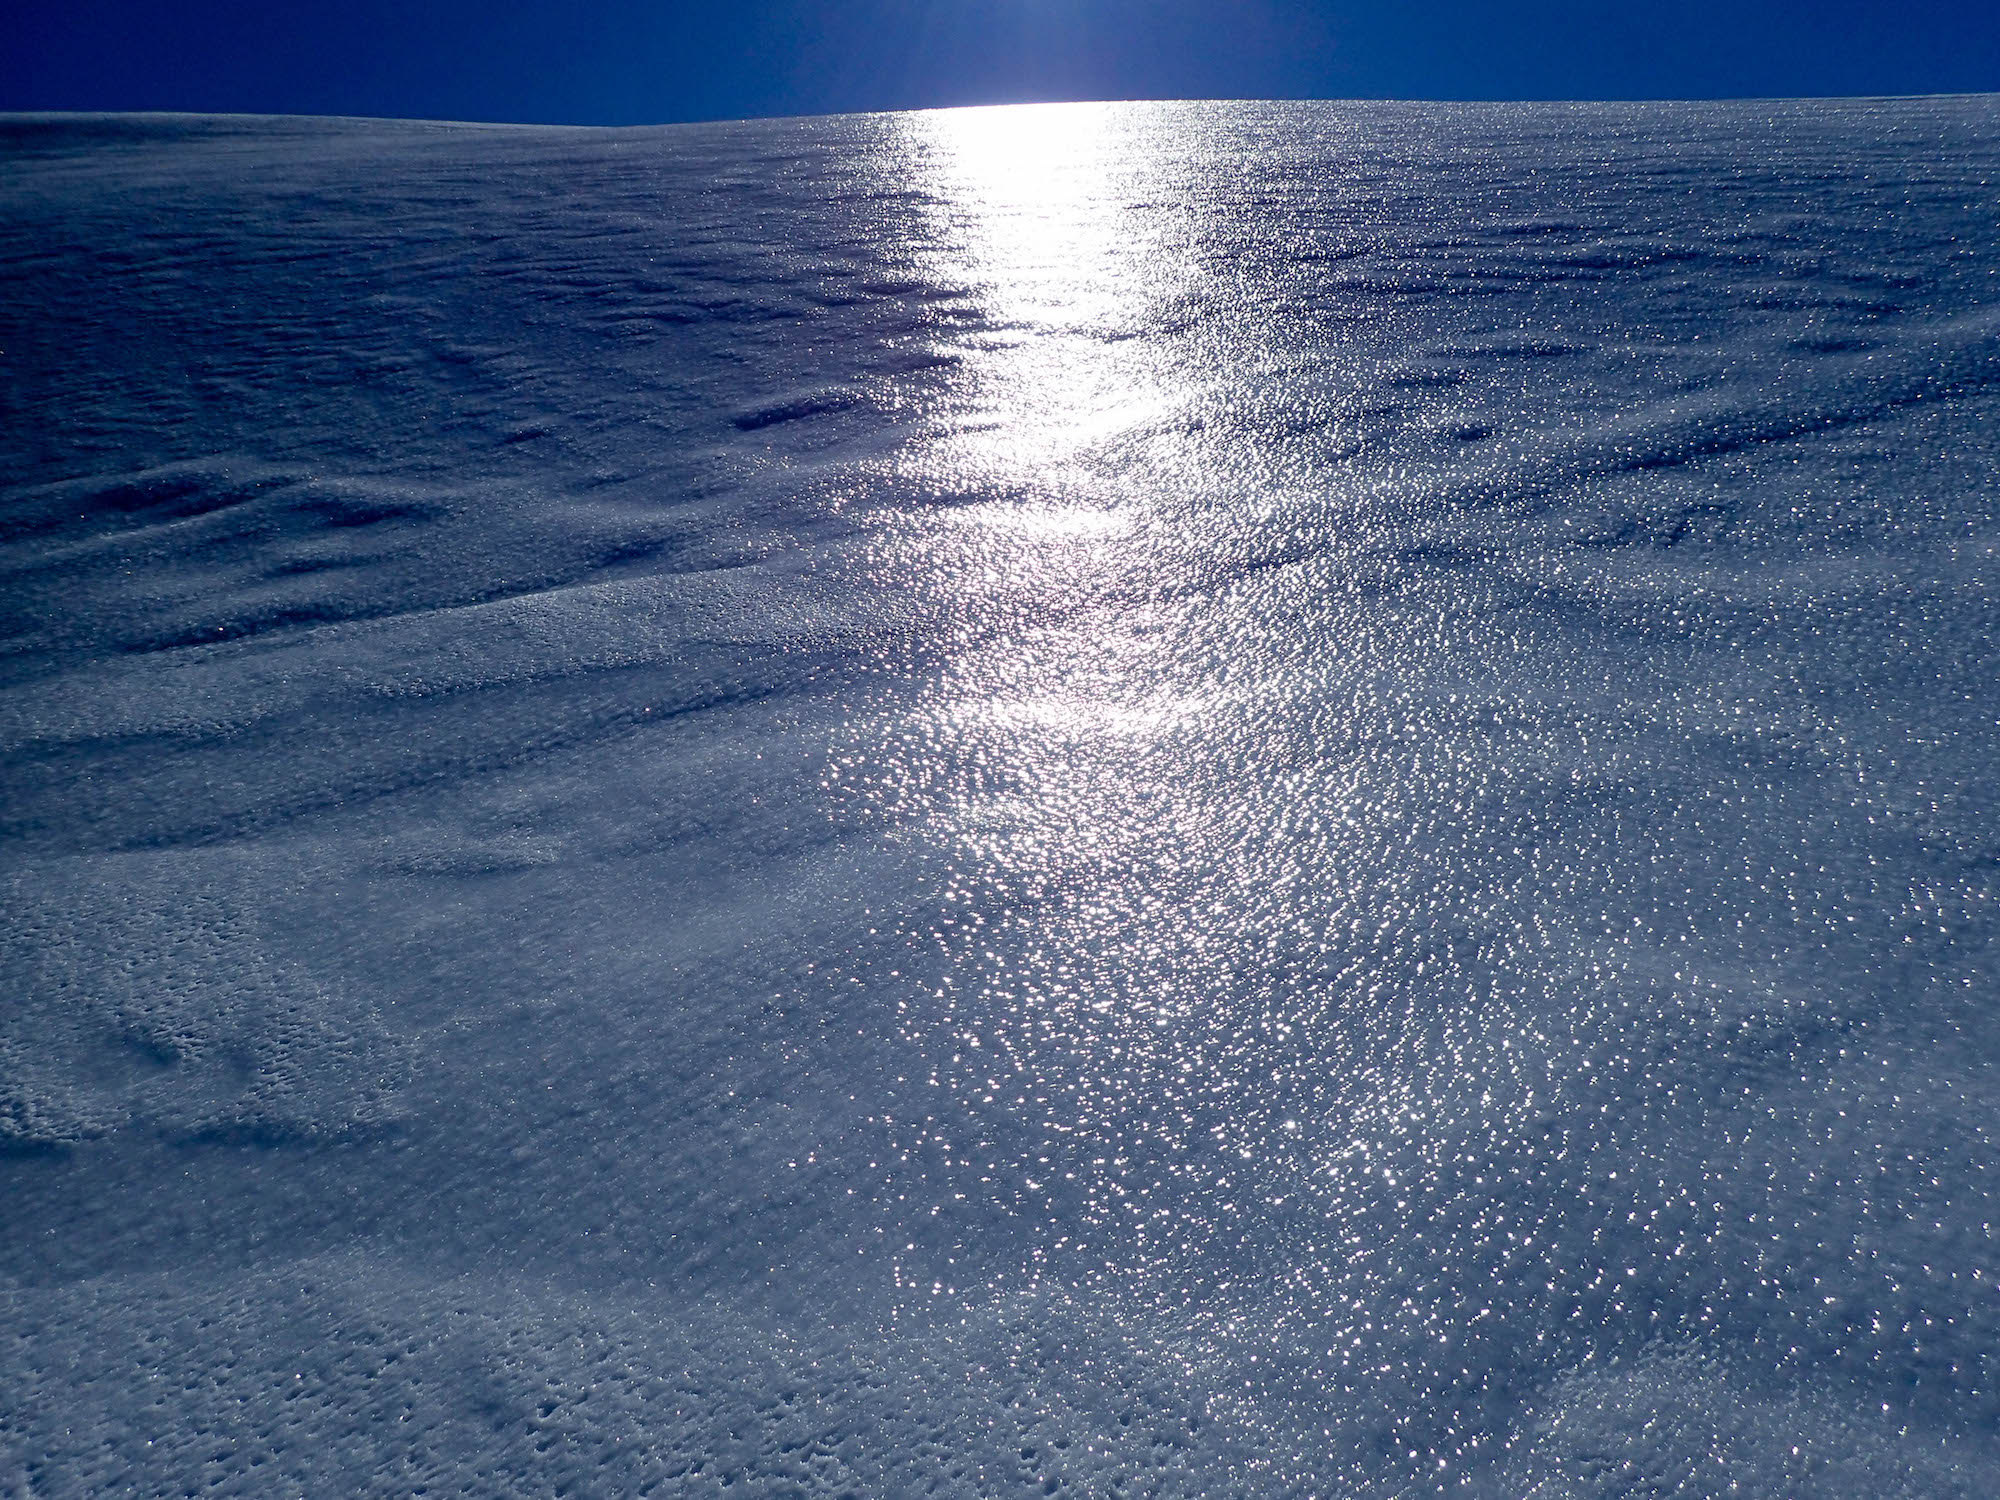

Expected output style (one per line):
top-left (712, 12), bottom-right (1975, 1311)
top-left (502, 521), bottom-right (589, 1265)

top-left (4, 0), bottom-right (1998, 124)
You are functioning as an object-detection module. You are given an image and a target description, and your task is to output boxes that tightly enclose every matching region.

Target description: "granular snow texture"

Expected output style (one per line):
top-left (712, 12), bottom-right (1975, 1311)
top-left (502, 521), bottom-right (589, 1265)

top-left (3, 98), bottom-right (1999, 1497)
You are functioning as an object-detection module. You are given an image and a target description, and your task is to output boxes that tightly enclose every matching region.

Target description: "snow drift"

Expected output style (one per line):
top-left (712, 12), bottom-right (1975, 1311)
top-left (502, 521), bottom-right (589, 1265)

top-left (3, 97), bottom-right (1999, 1496)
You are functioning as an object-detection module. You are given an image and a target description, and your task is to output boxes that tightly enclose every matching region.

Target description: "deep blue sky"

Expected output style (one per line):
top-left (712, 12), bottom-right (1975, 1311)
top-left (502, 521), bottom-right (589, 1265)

top-left (4, 0), bottom-right (1997, 124)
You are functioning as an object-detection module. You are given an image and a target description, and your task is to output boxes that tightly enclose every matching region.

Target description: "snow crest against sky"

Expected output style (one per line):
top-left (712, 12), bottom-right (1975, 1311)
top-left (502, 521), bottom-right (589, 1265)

top-left (3, 98), bottom-right (2000, 1495)
top-left (2, 0), bottom-right (1999, 123)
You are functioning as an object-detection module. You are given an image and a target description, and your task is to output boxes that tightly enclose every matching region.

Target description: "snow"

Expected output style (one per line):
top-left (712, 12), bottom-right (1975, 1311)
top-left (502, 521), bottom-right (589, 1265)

top-left (3, 96), bottom-right (1999, 1496)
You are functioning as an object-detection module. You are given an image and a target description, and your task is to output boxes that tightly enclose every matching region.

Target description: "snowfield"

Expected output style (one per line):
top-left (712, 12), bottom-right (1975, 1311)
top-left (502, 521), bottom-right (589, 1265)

top-left (3, 97), bottom-right (1999, 1497)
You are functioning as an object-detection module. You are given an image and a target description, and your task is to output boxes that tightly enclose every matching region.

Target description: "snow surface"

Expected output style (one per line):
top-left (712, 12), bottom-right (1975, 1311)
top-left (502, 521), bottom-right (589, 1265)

top-left (3, 97), bottom-right (1999, 1497)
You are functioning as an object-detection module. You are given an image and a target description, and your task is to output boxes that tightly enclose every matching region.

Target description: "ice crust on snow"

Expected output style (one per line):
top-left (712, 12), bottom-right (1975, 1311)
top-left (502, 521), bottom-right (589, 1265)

top-left (3, 98), bottom-right (1999, 1496)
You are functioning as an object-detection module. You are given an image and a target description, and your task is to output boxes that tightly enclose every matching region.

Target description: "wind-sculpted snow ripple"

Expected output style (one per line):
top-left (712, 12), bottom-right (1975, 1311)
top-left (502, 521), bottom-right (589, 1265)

top-left (0, 851), bottom-right (408, 1153)
top-left (3, 97), bottom-right (1999, 1498)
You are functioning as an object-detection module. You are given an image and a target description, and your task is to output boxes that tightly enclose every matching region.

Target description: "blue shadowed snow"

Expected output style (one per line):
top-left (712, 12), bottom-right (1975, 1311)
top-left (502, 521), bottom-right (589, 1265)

top-left (3, 98), bottom-right (1999, 1497)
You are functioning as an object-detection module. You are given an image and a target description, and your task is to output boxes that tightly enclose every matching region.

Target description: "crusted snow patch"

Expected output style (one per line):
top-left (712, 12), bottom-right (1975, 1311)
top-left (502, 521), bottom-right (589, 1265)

top-left (0, 851), bottom-right (407, 1152)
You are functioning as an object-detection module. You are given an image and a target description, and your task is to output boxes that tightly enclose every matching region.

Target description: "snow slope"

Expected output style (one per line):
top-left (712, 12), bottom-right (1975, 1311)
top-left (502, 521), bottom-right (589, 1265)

top-left (3, 97), bottom-right (1998, 1497)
